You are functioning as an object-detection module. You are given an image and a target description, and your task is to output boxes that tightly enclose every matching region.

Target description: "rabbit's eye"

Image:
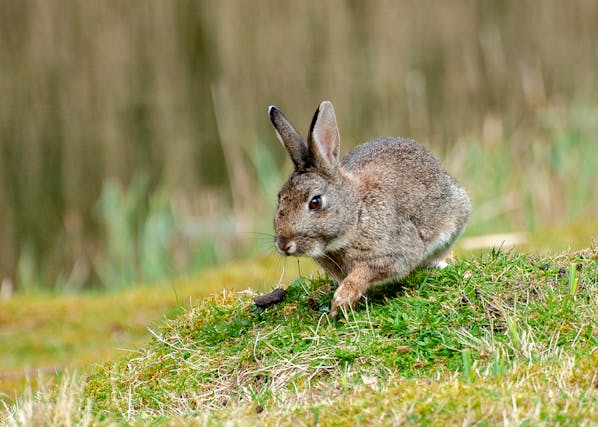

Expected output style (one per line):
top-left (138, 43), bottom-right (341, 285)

top-left (308, 195), bottom-right (322, 210)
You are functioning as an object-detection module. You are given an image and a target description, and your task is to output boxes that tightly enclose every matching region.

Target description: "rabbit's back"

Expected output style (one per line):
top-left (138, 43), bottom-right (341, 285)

top-left (342, 137), bottom-right (446, 182)
top-left (341, 137), bottom-right (470, 247)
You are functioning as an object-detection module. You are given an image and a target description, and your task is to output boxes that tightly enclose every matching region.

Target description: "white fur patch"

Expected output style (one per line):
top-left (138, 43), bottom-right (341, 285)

top-left (326, 234), bottom-right (351, 252)
top-left (424, 230), bottom-right (456, 260)
top-left (432, 260), bottom-right (449, 269)
top-left (308, 242), bottom-right (325, 258)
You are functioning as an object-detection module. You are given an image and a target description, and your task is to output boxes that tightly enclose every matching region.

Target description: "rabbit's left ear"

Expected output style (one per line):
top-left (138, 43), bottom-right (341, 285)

top-left (308, 101), bottom-right (340, 177)
top-left (269, 106), bottom-right (308, 170)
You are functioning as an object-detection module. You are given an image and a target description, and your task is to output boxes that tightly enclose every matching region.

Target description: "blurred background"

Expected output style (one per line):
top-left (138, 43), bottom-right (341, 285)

top-left (1, 0), bottom-right (597, 293)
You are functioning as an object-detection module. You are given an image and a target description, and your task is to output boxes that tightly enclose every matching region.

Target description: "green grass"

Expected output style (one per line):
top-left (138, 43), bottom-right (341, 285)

top-left (3, 244), bottom-right (596, 425)
top-left (0, 256), bottom-right (302, 403)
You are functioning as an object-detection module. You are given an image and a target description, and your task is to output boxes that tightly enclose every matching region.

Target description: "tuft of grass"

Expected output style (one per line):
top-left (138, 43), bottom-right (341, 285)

top-left (1, 374), bottom-right (93, 427)
top-left (3, 246), bottom-right (597, 425)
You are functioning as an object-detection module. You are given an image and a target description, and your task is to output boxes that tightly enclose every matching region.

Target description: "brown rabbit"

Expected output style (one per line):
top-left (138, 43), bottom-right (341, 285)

top-left (269, 101), bottom-right (471, 317)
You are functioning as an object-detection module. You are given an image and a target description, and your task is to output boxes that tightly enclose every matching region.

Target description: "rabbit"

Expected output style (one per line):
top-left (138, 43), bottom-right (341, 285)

top-left (269, 100), bottom-right (471, 318)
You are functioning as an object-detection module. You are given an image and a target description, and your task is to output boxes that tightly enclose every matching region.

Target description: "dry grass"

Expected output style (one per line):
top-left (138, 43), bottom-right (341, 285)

top-left (2, 374), bottom-right (94, 427)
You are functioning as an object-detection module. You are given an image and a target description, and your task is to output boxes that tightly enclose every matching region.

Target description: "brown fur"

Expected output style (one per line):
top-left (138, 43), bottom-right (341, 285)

top-left (269, 101), bottom-right (471, 317)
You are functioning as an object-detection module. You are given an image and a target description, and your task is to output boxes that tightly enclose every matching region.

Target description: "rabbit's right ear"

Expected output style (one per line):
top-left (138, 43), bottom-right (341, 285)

top-left (307, 101), bottom-right (340, 178)
top-left (269, 106), bottom-right (308, 170)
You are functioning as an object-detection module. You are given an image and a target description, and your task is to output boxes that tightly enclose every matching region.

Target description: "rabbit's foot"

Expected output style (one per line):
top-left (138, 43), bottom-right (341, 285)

top-left (329, 266), bottom-right (373, 318)
top-left (330, 285), bottom-right (362, 318)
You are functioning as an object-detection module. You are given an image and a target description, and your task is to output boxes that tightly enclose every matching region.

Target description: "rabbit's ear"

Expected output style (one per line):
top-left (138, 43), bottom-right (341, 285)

top-left (308, 101), bottom-right (340, 177)
top-left (269, 106), bottom-right (308, 170)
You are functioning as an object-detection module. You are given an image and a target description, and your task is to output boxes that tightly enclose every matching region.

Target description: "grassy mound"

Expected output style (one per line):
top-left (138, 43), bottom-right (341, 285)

top-left (4, 247), bottom-right (598, 425)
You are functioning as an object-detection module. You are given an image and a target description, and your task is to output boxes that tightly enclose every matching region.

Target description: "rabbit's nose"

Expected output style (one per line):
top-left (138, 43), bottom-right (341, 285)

top-left (284, 241), bottom-right (297, 255)
top-left (275, 236), bottom-right (297, 255)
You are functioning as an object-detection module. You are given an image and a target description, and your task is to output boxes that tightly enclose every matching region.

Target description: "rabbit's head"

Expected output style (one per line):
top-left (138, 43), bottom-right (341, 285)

top-left (270, 101), bottom-right (360, 257)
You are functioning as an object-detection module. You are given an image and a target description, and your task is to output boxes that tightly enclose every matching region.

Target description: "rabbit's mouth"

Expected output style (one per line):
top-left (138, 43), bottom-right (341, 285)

top-left (275, 235), bottom-right (323, 258)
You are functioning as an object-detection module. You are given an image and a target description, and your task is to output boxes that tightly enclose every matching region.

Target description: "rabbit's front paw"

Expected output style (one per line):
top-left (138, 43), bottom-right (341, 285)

top-left (329, 284), bottom-right (363, 318)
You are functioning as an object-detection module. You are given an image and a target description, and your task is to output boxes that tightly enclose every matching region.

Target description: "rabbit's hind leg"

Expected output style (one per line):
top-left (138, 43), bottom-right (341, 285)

top-left (424, 252), bottom-right (450, 269)
top-left (422, 226), bottom-right (465, 268)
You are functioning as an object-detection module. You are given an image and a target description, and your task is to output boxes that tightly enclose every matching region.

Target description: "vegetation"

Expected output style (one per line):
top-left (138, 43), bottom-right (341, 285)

top-left (1, 2), bottom-right (597, 425)
top-left (0, 256), bottom-right (302, 402)
top-left (3, 245), bottom-right (596, 425)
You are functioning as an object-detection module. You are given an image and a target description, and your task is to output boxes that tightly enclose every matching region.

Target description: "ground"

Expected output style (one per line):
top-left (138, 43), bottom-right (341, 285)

top-left (2, 245), bottom-right (597, 425)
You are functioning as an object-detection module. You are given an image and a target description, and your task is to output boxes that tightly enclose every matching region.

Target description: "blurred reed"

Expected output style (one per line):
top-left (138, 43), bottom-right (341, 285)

top-left (0, 1), bottom-right (597, 290)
